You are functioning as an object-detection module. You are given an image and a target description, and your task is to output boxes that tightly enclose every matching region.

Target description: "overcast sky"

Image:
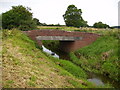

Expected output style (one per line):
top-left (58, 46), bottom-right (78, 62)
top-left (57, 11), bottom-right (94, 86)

top-left (0, 0), bottom-right (119, 26)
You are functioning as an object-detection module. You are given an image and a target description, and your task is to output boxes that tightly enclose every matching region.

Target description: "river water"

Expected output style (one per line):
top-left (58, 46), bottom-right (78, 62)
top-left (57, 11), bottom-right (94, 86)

top-left (42, 45), bottom-right (120, 88)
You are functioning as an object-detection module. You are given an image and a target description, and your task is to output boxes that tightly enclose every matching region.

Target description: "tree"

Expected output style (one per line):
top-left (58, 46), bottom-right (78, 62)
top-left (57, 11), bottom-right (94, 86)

top-left (2, 5), bottom-right (36, 30)
top-left (63, 5), bottom-right (88, 28)
top-left (33, 18), bottom-right (41, 25)
top-left (93, 22), bottom-right (109, 28)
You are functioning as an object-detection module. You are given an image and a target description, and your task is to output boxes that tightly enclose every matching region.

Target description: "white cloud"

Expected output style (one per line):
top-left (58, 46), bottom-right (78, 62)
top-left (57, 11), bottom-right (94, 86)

top-left (0, 0), bottom-right (119, 26)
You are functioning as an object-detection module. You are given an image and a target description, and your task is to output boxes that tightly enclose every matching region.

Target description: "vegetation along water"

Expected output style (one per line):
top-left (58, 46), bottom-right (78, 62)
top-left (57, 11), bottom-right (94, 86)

top-left (1, 4), bottom-right (119, 89)
top-left (42, 28), bottom-right (120, 88)
top-left (2, 28), bottom-right (119, 88)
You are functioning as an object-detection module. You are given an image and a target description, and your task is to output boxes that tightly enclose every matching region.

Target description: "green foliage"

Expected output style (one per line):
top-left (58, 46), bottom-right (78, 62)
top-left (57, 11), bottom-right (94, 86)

top-left (30, 76), bottom-right (37, 82)
top-left (4, 80), bottom-right (14, 88)
top-left (69, 32), bottom-right (119, 81)
top-left (2, 5), bottom-right (36, 30)
top-left (42, 40), bottom-right (87, 79)
top-left (47, 54), bottom-right (87, 79)
top-left (63, 5), bottom-right (88, 27)
top-left (102, 62), bottom-right (119, 81)
top-left (77, 36), bottom-right (117, 56)
top-left (58, 60), bottom-right (87, 79)
top-left (3, 28), bottom-right (116, 88)
top-left (27, 81), bottom-right (36, 87)
top-left (2, 29), bottom-right (22, 39)
top-left (69, 52), bottom-right (81, 65)
top-left (33, 18), bottom-right (42, 26)
top-left (93, 22), bottom-right (109, 28)
top-left (42, 40), bottom-right (60, 52)
top-left (68, 80), bottom-right (84, 88)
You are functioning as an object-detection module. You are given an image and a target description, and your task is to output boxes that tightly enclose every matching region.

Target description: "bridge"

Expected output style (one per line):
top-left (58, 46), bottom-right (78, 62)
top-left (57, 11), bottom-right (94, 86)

top-left (24, 29), bottom-right (100, 52)
top-left (36, 36), bottom-right (82, 41)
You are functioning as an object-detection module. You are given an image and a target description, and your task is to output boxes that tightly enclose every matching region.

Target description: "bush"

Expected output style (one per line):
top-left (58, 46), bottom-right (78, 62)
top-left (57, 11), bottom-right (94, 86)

top-left (93, 22), bottom-right (109, 28)
top-left (2, 5), bottom-right (36, 31)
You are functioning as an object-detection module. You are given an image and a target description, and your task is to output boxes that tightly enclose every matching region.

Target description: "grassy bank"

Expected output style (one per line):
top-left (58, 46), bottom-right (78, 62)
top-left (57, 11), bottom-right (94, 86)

top-left (37, 26), bottom-right (116, 33)
top-left (69, 29), bottom-right (120, 82)
top-left (41, 28), bottom-right (119, 86)
top-left (2, 29), bottom-right (110, 88)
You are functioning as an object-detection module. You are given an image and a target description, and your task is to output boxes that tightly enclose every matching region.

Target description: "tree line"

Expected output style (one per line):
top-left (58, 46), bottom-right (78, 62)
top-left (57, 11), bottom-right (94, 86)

top-left (2, 5), bottom-right (110, 30)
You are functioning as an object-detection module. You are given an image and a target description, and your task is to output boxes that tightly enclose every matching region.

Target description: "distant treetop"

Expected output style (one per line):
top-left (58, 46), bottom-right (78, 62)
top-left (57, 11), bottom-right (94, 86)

top-left (93, 22), bottom-right (110, 28)
top-left (63, 4), bottom-right (88, 28)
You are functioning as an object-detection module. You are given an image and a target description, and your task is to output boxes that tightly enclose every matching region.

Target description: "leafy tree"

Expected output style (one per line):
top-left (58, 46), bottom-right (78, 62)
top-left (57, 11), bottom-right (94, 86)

top-left (2, 5), bottom-right (36, 30)
top-left (33, 18), bottom-right (42, 25)
top-left (63, 5), bottom-right (88, 28)
top-left (93, 22), bottom-right (109, 28)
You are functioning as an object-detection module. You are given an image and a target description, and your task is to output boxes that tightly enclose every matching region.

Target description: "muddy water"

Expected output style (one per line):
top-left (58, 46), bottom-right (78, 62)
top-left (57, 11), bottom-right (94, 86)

top-left (42, 45), bottom-right (120, 88)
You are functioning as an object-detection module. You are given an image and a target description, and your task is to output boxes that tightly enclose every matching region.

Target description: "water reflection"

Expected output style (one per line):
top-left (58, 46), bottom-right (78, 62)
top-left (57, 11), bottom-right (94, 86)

top-left (42, 45), bottom-right (59, 58)
top-left (88, 78), bottom-right (104, 86)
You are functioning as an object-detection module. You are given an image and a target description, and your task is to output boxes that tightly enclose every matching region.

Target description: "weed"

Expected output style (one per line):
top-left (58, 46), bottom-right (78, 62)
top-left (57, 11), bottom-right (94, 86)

top-left (27, 81), bottom-right (36, 87)
top-left (30, 76), bottom-right (37, 82)
top-left (4, 80), bottom-right (14, 88)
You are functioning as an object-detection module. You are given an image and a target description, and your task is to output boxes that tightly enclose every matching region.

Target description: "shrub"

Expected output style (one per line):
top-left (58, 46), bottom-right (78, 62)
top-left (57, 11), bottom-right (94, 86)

top-left (2, 5), bottom-right (36, 31)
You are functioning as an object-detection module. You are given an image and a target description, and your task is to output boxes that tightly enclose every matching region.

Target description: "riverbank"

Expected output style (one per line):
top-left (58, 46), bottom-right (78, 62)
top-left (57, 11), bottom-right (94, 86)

top-left (41, 28), bottom-right (119, 88)
top-left (69, 29), bottom-right (119, 82)
top-left (2, 29), bottom-right (111, 88)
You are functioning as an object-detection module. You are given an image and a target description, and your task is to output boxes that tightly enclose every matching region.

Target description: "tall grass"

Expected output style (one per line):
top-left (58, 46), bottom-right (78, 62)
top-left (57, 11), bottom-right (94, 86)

top-left (69, 30), bottom-right (119, 81)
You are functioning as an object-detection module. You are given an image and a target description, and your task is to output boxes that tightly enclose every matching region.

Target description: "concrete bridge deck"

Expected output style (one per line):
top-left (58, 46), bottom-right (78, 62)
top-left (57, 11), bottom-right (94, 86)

top-left (24, 29), bottom-right (100, 52)
top-left (36, 36), bottom-right (82, 41)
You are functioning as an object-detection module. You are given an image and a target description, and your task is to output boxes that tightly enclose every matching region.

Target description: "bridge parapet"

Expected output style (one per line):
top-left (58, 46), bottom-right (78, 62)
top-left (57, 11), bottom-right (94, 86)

top-left (36, 36), bottom-right (82, 41)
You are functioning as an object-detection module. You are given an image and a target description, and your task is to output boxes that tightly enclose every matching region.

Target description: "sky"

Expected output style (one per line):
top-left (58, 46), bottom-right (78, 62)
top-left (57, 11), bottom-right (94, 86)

top-left (118, 1), bottom-right (120, 26)
top-left (0, 0), bottom-right (119, 26)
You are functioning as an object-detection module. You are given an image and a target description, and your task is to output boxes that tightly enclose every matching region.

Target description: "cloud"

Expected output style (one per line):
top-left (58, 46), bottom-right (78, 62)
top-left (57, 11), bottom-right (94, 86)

top-left (0, 0), bottom-right (119, 26)
top-left (118, 1), bottom-right (120, 26)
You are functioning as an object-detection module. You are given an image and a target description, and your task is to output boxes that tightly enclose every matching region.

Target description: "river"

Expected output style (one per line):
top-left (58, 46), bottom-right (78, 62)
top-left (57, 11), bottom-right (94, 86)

top-left (42, 45), bottom-right (120, 88)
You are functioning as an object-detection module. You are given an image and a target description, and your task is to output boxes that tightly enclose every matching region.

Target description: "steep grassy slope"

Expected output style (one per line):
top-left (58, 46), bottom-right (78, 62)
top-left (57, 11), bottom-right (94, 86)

top-left (2, 29), bottom-right (108, 88)
top-left (69, 30), bottom-right (120, 81)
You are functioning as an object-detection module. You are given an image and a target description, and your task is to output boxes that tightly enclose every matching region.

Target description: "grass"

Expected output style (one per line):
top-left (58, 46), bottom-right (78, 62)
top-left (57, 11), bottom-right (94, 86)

top-left (68, 79), bottom-right (86, 88)
top-left (38, 26), bottom-right (80, 31)
top-left (69, 30), bottom-right (119, 81)
top-left (2, 29), bottom-right (103, 88)
top-left (40, 27), bottom-right (119, 87)
top-left (2, 28), bottom-right (115, 88)
top-left (57, 60), bottom-right (87, 79)
top-left (4, 80), bottom-right (14, 88)
top-left (48, 56), bottom-right (87, 79)
top-left (37, 26), bottom-right (118, 33)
